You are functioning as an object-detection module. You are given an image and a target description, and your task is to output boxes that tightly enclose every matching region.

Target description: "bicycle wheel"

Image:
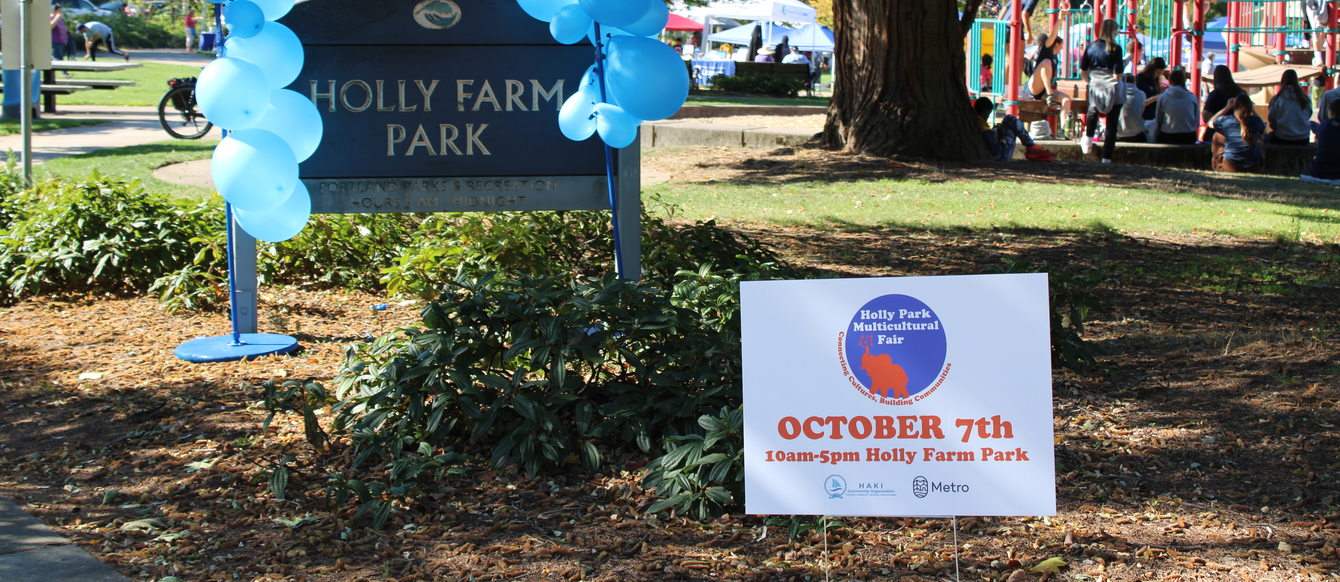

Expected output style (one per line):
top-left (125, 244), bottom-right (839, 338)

top-left (158, 86), bottom-right (214, 140)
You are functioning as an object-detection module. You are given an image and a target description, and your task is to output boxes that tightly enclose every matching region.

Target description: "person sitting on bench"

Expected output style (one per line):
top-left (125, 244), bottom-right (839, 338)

top-left (1302, 100), bottom-right (1340, 183)
top-left (1209, 96), bottom-right (1266, 173)
top-left (1153, 68), bottom-right (1199, 144)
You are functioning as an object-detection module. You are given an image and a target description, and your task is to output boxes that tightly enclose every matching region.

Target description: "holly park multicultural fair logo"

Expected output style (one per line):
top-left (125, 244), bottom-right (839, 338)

top-left (839, 294), bottom-right (950, 404)
top-left (414, 0), bottom-right (462, 30)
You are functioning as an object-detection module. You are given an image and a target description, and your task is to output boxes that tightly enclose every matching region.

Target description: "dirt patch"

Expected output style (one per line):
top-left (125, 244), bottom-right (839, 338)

top-left (1, 153), bottom-right (1338, 581)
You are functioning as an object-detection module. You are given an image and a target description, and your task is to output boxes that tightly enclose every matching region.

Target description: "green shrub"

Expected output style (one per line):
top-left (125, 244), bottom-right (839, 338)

top-left (708, 73), bottom-right (805, 97)
top-left (0, 175), bottom-right (215, 301)
top-left (642, 406), bottom-right (744, 520)
top-left (382, 205), bottom-right (787, 300)
top-left (989, 257), bottom-right (1104, 372)
top-left (261, 213), bottom-right (427, 291)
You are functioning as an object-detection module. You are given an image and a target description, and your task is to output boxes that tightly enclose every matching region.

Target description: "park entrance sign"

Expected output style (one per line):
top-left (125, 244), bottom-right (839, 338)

top-left (226, 0), bottom-right (641, 333)
top-left (281, 0), bottom-right (637, 218)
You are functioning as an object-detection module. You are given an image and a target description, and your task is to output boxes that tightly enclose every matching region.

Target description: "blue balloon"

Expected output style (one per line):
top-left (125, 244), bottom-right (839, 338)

top-left (594, 103), bottom-right (639, 148)
top-left (224, 0), bottom-right (264, 38)
top-left (212, 129), bottom-right (298, 213)
top-left (518, 0), bottom-right (576, 22)
top-left (250, 0), bottom-right (294, 21)
top-left (550, 4), bottom-right (592, 45)
top-left (227, 22), bottom-right (304, 91)
top-left (604, 36), bottom-right (689, 121)
top-left (579, 0), bottom-right (652, 28)
top-left (253, 89), bottom-right (323, 162)
top-left (235, 182), bottom-right (311, 243)
top-left (621, 0), bottom-right (668, 37)
top-left (196, 57), bottom-right (269, 130)
top-left (558, 85), bottom-right (599, 141)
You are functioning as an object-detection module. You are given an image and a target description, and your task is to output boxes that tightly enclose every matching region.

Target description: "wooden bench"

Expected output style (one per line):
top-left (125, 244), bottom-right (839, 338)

top-left (0, 83), bottom-right (93, 116)
top-left (58, 78), bottom-right (135, 90)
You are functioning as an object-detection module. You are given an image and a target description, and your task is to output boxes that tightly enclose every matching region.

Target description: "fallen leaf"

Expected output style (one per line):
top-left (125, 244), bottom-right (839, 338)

top-left (1030, 557), bottom-right (1067, 574)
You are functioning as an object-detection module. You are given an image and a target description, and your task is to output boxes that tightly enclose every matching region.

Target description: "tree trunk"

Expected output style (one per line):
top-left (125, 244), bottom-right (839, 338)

top-left (823, 0), bottom-right (989, 160)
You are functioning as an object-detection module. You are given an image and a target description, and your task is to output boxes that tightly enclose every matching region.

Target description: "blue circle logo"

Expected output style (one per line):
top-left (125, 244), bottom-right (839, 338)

top-left (841, 294), bottom-right (948, 401)
top-left (825, 475), bottom-right (847, 499)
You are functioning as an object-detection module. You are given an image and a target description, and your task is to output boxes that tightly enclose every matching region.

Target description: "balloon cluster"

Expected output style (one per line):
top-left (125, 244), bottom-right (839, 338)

top-left (517, 0), bottom-right (688, 148)
top-left (196, 0), bottom-right (322, 243)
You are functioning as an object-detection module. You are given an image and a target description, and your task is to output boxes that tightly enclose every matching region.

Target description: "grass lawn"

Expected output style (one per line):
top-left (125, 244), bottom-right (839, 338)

top-left (59, 62), bottom-right (206, 107)
top-left (37, 140), bottom-right (217, 200)
top-left (0, 118), bottom-right (103, 135)
top-left (26, 141), bottom-right (1340, 244)
top-left (642, 148), bottom-right (1340, 244)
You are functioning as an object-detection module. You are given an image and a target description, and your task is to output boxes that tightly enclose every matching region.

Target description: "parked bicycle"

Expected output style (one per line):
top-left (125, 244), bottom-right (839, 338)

top-left (157, 77), bottom-right (213, 139)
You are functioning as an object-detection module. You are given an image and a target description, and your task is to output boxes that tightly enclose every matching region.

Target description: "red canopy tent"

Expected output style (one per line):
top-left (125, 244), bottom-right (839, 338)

top-left (666, 14), bottom-right (704, 31)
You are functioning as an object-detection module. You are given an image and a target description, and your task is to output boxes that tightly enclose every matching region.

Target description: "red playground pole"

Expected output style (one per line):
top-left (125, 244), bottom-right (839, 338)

top-left (1049, 0), bottom-right (1059, 38)
top-left (1172, 0), bottom-right (1186, 68)
top-left (1094, 0), bottom-right (1105, 36)
top-left (1007, 0), bottom-right (1024, 115)
top-left (1128, 0), bottom-right (1142, 67)
top-left (1328, 1), bottom-right (1337, 90)
top-left (1191, 0), bottom-right (1206, 96)
top-left (1228, 1), bottom-right (1240, 71)
top-left (1274, 0), bottom-right (1287, 63)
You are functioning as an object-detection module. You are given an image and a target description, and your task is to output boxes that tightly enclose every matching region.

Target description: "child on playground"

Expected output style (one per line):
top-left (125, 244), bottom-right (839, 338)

top-left (1267, 69), bottom-right (1312, 145)
top-left (1078, 20), bottom-right (1125, 163)
top-left (1209, 96), bottom-right (1266, 173)
top-left (974, 97), bottom-right (1053, 162)
top-left (1152, 68), bottom-right (1200, 144)
top-left (1302, 100), bottom-right (1340, 183)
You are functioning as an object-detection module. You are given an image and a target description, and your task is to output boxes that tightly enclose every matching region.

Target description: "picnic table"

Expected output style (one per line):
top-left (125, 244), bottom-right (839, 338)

top-left (38, 60), bottom-right (142, 113)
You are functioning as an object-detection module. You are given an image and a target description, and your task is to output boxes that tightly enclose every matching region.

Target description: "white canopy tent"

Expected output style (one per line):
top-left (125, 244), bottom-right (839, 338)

top-left (677, 0), bottom-right (818, 54)
top-left (787, 22), bottom-right (833, 52)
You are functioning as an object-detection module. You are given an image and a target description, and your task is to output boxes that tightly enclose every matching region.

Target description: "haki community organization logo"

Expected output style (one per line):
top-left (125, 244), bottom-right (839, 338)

top-left (839, 294), bottom-right (950, 404)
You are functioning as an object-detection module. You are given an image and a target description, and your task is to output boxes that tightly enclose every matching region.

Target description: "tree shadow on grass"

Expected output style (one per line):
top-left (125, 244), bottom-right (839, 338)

top-left (665, 147), bottom-right (1340, 211)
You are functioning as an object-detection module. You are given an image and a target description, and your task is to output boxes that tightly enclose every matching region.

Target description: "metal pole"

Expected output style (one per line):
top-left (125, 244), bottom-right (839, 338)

top-left (1172, 0), bottom-right (1185, 68)
top-left (18, 0), bottom-right (33, 185)
top-left (1328, 0), bottom-right (1337, 90)
top-left (1191, 0), bottom-right (1205, 96)
top-left (1007, 0), bottom-right (1023, 115)
top-left (1228, 1), bottom-right (1239, 71)
top-left (1275, 0), bottom-right (1286, 63)
top-left (1129, 0), bottom-right (1141, 68)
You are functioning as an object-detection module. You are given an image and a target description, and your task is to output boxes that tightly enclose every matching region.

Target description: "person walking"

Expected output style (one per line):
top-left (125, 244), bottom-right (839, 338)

top-left (184, 10), bottom-right (197, 52)
top-left (1078, 19), bottom-right (1126, 163)
top-left (77, 21), bottom-right (129, 61)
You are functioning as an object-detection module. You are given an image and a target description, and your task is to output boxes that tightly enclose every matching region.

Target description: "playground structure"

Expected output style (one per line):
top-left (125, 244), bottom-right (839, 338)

top-left (967, 0), bottom-right (1340, 121)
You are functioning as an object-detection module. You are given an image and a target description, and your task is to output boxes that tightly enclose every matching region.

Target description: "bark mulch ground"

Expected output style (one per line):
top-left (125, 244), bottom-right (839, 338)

top-left (0, 149), bottom-right (1337, 581)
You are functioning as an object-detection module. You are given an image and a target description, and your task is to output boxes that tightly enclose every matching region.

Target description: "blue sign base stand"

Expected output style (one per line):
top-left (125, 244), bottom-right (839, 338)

top-left (174, 333), bottom-right (300, 363)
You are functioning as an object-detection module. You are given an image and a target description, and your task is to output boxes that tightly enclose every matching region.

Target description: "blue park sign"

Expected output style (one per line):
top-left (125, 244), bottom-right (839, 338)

top-left (278, 0), bottom-right (639, 220)
top-left (223, 0), bottom-right (641, 336)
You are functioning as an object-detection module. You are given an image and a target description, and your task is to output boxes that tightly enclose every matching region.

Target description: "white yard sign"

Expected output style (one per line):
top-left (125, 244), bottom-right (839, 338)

top-left (741, 273), bottom-right (1056, 517)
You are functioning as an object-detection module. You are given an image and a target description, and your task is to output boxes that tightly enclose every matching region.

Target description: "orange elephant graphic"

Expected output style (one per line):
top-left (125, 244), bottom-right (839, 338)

top-left (857, 334), bottom-right (909, 399)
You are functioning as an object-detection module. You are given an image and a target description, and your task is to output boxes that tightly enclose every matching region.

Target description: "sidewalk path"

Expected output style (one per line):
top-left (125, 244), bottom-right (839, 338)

top-left (0, 497), bottom-right (128, 581)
